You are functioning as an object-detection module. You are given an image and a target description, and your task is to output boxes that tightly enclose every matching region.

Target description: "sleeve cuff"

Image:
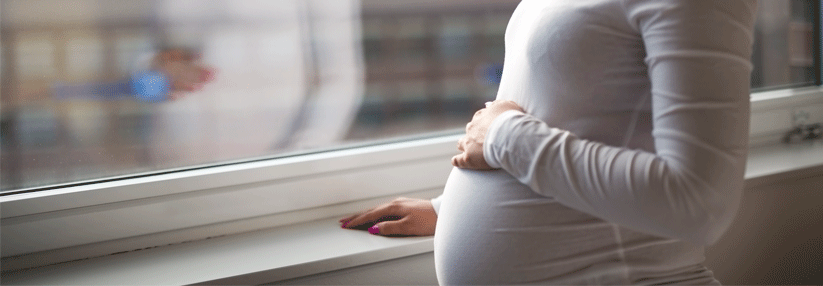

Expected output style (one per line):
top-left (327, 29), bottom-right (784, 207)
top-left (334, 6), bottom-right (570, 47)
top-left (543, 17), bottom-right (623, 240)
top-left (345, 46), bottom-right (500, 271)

top-left (430, 195), bottom-right (443, 216)
top-left (483, 109), bottom-right (524, 169)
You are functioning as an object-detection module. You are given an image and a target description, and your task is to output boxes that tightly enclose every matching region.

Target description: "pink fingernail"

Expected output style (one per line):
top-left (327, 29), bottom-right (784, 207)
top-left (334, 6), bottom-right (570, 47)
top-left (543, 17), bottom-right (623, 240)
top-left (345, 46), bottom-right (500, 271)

top-left (341, 221), bottom-right (349, 228)
top-left (368, 225), bottom-right (379, 235)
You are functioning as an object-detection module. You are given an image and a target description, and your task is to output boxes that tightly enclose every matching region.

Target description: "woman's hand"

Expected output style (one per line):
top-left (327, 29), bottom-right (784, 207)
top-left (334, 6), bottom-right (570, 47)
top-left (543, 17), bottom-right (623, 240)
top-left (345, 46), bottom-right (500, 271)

top-left (339, 197), bottom-right (437, 236)
top-left (452, 100), bottom-right (525, 169)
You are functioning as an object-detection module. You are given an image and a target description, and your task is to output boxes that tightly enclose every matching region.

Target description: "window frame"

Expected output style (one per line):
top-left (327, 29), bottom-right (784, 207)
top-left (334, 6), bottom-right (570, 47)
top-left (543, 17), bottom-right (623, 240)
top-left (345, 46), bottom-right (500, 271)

top-left (0, 135), bottom-right (457, 259)
top-left (4, 87), bottom-right (823, 271)
top-left (3, 0), bottom-right (823, 273)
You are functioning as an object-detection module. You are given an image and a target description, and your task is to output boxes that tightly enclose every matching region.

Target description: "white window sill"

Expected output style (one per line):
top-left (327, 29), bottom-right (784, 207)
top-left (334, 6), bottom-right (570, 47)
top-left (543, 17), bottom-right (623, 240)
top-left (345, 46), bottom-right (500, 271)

top-left (4, 141), bottom-right (823, 285)
top-left (744, 140), bottom-right (823, 188)
top-left (3, 217), bottom-right (434, 285)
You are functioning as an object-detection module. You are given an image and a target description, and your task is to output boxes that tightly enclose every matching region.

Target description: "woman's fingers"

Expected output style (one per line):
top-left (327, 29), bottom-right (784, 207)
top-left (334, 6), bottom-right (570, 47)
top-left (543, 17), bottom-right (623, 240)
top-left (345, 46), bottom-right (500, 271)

top-left (451, 153), bottom-right (466, 168)
top-left (451, 100), bottom-right (525, 170)
top-left (472, 109), bottom-right (484, 121)
top-left (371, 217), bottom-right (412, 236)
top-left (452, 148), bottom-right (491, 169)
top-left (341, 204), bottom-right (399, 229)
top-left (339, 214), bottom-right (358, 225)
top-left (340, 198), bottom-right (437, 236)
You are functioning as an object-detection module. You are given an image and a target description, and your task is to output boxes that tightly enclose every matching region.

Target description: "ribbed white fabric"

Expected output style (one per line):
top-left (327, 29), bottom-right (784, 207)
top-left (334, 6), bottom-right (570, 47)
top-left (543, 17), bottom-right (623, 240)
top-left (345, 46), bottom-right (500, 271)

top-left (432, 0), bottom-right (756, 284)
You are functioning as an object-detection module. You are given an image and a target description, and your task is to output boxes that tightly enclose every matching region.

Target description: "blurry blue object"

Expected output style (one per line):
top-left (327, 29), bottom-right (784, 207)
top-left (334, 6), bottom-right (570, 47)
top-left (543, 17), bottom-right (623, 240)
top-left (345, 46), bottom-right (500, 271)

top-left (131, 71), bottom-right (170, 102)
top-left (476, 63), bottom-right (503, 85)
top-left (52, 81), bottom-right (131, 100)
top-left (486, 63), bottom-right (503, 85)
top-left (52, 71), bottom-right (169, 102)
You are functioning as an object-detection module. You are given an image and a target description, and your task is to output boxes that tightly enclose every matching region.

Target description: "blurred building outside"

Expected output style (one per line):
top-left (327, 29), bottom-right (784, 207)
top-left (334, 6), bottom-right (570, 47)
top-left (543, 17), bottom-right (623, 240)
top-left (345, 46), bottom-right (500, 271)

top-left (0, 0), bottom-right (815, 192)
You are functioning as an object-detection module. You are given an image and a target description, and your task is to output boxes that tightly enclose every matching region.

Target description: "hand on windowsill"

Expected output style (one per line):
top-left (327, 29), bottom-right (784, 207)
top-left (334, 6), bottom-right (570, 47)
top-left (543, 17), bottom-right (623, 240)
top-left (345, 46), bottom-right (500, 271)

top-left (340, 197), bottom-right (437, 237)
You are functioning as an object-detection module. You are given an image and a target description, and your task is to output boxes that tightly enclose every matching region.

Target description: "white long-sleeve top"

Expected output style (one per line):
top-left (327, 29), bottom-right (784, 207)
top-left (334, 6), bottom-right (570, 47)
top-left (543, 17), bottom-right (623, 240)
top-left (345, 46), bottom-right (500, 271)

top-left (433, 0), bottom-right (756, 284)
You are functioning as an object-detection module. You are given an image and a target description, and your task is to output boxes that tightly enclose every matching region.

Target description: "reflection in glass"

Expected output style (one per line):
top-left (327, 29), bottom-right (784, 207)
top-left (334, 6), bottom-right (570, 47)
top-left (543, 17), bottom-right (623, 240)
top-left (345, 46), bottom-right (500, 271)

top-left (0, 0), bottom-right (817, 192)
top-left (751, 0), bottom-right (817, 89)
top-left (1, 0), bottom-right (369, 191)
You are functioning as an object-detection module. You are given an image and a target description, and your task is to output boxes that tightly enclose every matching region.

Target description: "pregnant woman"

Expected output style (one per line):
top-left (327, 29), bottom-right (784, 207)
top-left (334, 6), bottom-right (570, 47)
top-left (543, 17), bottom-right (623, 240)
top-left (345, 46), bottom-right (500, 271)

top-left (341, 0), bottom-right (757, 284)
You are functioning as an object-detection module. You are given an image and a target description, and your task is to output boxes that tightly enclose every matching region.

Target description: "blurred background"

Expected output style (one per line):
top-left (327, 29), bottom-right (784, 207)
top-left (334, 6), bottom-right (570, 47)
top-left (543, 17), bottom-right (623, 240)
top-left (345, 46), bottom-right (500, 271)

top-left (0, 0), bottom-right (817, 192)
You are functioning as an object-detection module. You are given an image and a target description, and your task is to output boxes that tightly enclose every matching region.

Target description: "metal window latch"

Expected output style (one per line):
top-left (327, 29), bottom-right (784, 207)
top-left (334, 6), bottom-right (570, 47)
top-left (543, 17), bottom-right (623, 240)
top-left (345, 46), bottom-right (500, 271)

top-left (783, 123), bottom-right (823, 144)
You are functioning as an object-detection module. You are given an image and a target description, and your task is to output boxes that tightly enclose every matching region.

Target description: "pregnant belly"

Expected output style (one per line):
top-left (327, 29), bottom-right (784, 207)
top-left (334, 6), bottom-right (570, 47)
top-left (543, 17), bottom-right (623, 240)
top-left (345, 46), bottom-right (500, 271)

top-left (433, 168), bottom-right (629, 285)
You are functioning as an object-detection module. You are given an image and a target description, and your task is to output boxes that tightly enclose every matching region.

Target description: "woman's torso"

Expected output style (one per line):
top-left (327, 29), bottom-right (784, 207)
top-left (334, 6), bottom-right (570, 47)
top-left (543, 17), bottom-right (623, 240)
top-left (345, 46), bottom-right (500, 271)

top-left (435, 1), bottom-right (718, 284)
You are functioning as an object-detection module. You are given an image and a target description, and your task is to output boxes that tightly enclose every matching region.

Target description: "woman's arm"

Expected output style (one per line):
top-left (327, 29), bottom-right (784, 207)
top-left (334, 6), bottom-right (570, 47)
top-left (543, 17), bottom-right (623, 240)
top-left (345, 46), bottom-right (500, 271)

top-left (459, 0), bottom-right (757, 245)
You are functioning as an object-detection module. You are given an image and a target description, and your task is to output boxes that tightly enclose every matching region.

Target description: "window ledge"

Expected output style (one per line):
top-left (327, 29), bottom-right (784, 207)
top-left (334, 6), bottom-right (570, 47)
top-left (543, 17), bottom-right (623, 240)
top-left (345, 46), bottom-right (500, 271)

top-left (744, 140), bottom-right (823, 188)
top-left (4, 141), bottom-right (823, 285)
top-left (2, 218), bottom-right (435, 285)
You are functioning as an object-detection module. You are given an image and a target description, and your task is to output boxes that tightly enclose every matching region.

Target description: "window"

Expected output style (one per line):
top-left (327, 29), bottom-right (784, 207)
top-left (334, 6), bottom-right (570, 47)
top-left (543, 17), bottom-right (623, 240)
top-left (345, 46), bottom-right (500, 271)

top-left (0, 0), bottom-right (819, 193)
top-left (2, 0), bottom-right (822, 273)
top-left (0, 0), bottom-right (521, 192)
top-left (752, 0), bottom-right (818, 90)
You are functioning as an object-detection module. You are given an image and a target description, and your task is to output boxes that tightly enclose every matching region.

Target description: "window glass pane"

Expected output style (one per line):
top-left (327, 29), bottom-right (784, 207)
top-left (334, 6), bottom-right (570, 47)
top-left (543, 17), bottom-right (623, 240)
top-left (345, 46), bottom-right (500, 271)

top-left (751, 0), bottom-right (817, 90)
top-left (0, 0), bottom-right (817, 192)
top-left (14, 33), bottom-right (56, 78)
top-left (65, 31), bottom-right (105, 79)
